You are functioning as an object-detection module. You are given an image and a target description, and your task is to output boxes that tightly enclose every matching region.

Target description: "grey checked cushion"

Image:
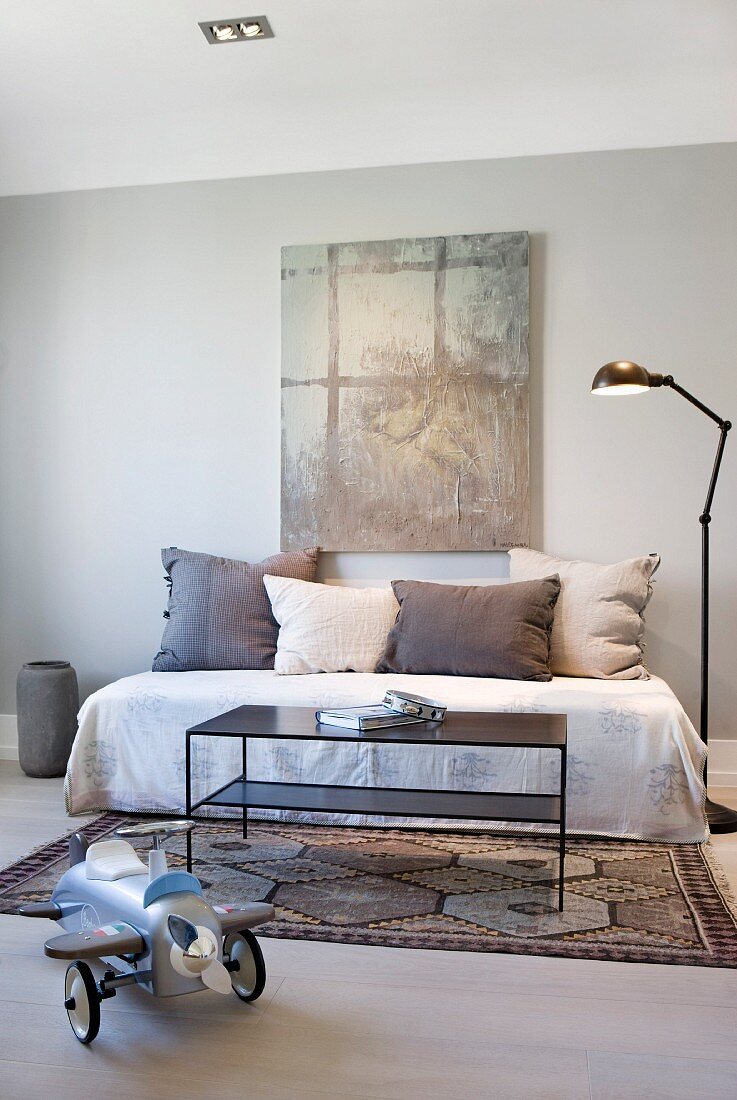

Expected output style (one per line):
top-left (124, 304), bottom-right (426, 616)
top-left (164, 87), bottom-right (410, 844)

top-left (152, 546), bottom-right (319, 671)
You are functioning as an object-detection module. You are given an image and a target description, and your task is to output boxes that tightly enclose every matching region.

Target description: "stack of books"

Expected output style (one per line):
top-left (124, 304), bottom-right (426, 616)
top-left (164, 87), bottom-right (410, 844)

top-left (315, 705), bottom-right (424, 731)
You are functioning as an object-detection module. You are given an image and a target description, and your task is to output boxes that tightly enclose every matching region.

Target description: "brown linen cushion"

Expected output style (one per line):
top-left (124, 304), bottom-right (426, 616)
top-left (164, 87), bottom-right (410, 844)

top-left (375, 577), bottom-right (561, 680)
top-left (152, 546), bottom-right (319, 671)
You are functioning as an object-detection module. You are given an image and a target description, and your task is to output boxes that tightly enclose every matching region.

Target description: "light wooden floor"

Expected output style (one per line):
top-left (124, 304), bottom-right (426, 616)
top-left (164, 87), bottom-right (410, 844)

top-left (1, 762), bottom-right (737, 1100)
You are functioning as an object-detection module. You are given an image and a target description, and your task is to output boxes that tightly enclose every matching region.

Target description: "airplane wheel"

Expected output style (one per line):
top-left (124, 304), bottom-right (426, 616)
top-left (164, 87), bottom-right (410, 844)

top-left (64, 960), bottom-right (101, 1044)
top-left (223, 930), bottom-right (266, 1003)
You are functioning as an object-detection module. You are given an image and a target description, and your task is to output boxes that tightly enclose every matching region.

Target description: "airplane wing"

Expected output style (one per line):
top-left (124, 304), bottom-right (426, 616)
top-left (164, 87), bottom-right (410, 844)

top-left (44, 921), bottom-right (146, 960)
top-left (214, 902), bottom-right (274, 933)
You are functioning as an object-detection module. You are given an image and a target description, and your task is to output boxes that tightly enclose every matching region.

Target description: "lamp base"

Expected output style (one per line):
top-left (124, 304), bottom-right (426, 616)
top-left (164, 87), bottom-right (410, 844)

top-left (706, 796), bottom-right (737, 833)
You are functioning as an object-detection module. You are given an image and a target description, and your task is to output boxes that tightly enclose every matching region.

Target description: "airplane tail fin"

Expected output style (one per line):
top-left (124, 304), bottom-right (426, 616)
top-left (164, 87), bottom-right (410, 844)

top-left (69, 832), bottom-right (90, 868)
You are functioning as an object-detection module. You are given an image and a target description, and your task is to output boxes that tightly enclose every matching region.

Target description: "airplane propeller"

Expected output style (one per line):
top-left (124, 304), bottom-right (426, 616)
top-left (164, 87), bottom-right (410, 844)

top-left (168, 914), bottom-right (198, 952)
top-left (168, 914), bottom-right (232, 994)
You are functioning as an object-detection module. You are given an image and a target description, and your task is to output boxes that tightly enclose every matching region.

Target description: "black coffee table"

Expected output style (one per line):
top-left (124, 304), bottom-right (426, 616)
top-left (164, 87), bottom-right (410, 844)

top-left (185, 705), bottom-right (568, 909)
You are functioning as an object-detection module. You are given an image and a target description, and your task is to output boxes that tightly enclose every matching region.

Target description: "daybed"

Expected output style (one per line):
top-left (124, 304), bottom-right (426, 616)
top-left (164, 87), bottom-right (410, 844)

top-left (66, 669), bottom-right (707, 843)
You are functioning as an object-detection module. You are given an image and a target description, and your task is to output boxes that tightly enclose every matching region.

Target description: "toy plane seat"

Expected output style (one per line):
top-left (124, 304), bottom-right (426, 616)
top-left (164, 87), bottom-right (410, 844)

top-left (85, 839), bottom-right (148, 881)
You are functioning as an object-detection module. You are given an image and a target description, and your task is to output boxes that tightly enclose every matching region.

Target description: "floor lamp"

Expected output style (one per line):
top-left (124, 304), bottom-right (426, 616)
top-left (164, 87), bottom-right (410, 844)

top-left (591, 361), bottom-right (737, 832)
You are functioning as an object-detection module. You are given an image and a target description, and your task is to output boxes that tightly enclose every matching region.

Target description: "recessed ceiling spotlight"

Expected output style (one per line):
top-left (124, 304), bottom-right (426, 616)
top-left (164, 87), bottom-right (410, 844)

top-left (199, 16), bottom-right (274, 44)
top-left (238, 21), bottom-right (264, 38)
top-left (212, 23), bottom-right (238, 41)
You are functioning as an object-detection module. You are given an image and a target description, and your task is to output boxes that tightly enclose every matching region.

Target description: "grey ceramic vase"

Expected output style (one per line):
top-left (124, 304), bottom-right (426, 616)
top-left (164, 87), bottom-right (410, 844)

top-left (17, 661), bottom-right (79, 778)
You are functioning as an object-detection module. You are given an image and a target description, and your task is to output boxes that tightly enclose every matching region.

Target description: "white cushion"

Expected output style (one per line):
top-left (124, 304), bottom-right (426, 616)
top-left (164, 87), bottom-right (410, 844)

top-left (263, 575), bottom-right (399, 675)
top-left (85, 839), bottom-right (147, 881)
top-left (508, 548), bottom-right (660, 680)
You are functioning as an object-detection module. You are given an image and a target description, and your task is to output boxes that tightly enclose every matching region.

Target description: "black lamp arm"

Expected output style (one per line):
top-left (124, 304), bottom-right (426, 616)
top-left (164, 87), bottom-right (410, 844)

top-left (660, 376), bottom-right (732, 761)
top-left (702, 425), bottom-right (731, 523)
top-left (663, 375), bottom-right (732, 431)
top-left (662, 376), bottom-right (732, 519)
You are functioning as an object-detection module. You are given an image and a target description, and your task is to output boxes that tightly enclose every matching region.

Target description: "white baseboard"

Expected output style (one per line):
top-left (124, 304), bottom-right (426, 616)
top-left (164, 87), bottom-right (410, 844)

top-left (0, 714), bottom-right (18, 761)
top-left (708, 739), bottom-right (737, 787)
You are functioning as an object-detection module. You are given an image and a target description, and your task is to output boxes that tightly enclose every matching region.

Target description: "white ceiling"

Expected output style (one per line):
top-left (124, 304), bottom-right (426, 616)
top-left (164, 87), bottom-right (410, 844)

top-left (1, 1), bottom-right (736, 197)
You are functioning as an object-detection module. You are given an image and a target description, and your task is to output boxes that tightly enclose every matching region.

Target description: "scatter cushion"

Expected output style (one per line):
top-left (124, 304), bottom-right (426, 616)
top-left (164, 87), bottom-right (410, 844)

top-left (375, 577), bottom-right (560, 681)
top-left (152, 547), bottom-right (319, 672)
top-left (508, 548), bottom-right (660, 679)
top-left (264, 575), bottom-right (400, 675)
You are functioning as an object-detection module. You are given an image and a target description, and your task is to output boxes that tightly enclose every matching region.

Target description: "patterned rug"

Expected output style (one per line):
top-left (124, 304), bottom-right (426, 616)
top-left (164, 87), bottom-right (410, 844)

top-left (2, 815), bottom-right (737, 967)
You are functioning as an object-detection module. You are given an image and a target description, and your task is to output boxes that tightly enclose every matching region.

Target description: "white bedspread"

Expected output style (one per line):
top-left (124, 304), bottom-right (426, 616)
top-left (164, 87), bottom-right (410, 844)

top-left (65, 670), bottom-right (708, 843)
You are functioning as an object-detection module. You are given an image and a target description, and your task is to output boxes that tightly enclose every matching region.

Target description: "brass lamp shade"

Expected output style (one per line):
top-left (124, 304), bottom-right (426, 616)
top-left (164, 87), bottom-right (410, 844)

top-left (591, 361), bottom-right (663, 395)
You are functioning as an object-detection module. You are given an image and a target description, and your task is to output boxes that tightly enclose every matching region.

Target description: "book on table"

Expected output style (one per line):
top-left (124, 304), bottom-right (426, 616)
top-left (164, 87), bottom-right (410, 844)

top-left (315, 705), bottom-right (425, 731)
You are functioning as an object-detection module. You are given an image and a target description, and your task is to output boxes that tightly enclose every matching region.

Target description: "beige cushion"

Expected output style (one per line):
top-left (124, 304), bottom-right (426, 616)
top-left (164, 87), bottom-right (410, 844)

top-left (508, 548), bottom-right (660, 679)
top-left (264, 575), bottom-right (399, 675)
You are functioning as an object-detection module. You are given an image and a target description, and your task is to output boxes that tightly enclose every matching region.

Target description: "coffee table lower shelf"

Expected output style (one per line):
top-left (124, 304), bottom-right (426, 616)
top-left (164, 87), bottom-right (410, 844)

top-left (198, 778), bottom-right (561, 825)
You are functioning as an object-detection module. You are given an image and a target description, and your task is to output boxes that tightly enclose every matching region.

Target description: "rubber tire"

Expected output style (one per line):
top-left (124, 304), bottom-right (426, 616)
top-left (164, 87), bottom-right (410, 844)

top-left (64, 960), bottom-right (101, 1044)
top-left (223, 930), bottom-right (266, 1003)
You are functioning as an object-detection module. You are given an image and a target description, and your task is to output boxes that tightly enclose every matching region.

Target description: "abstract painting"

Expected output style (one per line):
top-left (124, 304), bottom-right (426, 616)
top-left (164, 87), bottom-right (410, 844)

top-left (281, 232), bottom-right (529, 551)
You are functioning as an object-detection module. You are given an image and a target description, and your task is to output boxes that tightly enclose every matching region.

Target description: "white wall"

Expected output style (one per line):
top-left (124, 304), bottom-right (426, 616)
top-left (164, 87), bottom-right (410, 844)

top-left (1, 143), bottom-right (736, 743)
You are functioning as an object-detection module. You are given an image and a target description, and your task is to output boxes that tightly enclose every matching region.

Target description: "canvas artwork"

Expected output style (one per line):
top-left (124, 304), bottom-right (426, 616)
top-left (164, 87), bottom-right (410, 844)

top-left (280, 232), bottom-right (529, 552)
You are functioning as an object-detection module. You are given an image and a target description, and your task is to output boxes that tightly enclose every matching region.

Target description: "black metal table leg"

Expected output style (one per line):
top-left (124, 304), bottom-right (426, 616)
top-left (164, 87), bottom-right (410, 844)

top-left (242, 735), bottom-right (248, 840)
top-left (185, 732), bottom-right (192, 873)
top-left (558, 744), bottom-right (567, 911)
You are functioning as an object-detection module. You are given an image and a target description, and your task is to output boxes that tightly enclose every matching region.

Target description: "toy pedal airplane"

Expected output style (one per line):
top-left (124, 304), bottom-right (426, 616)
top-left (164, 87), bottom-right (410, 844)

top-left (19, 820), bottom-right (274, 1044)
